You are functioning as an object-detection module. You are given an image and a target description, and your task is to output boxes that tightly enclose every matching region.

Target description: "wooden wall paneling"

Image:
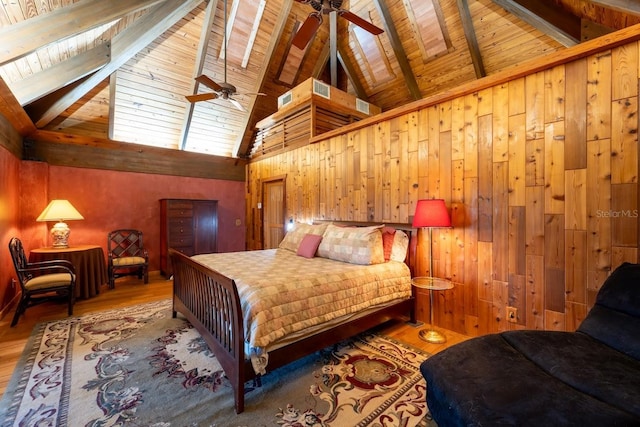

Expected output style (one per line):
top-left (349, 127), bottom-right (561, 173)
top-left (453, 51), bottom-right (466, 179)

top-left (246, 34), bottom-right (640, 336)
top-left (525, 186), bottom-right (545, 256)
top-left (565, 58), bottom-right (588, 170)
top-left (545, 264), bottom-right (565, 313)
top-left (477, 240), bottom-right (493, 303)
top-left (565, 169), bottom-right (587, 230)
top-left (492, 161), bottom-right (509, 282)
top-left (565, 228), bottom-right (587, 304)
top-left (544, 121), bottom-right (566, 214)
top-left (544, 309), bottom-right (565, 331)
top-left (451, 164), bottom-right (465, 284)
top-left (492, 279), bottom-right (509, 332)
top-left (492, 84), bottom-right (509, 162)
top-left (464, 93), bottom-right (479, 178)
top-left (477, 87), bottom-right (493, 117)
top-left (438, 130), bottom-right (453, 203)
top-left (612, 183), bottom-right (638, 248)
top-left (508, 273), bottom-right (526, 327)
top-left (508, 78), bottom-right (526, 116)
top-left (586, 51), bottom-right (612, 144)
top-left (611, 96), bottom-right (638, 184)
top-left (508, 113), bottom-right (526, 207)
top-left (612, 42), bottom-right (638, 101)
top-left (525, 254), bottom-right (545, 330)
top-left (586, 138), bottom-right (612, 289)
top-left (451, 97), bottom-right (465, 161)
top-left (463, 183), bottom-right (479, 313)
top-left (477, 114), bottom-right (493, 242)
top-left (544, 65), bottom-right (565, 124)
top-left (565, 300), bottom-right (587, 332)
top-left (525, 72), bottom-right (546, 144)
top-left (407, 112), bottom-right (420, 215)
top-left (427, 109), bottom-right (441, 200)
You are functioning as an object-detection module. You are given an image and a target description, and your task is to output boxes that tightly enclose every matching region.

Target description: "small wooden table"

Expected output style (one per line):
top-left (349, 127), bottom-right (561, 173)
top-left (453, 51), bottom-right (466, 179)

top-left (29, 245), bottom-right (108, 299)
top-left (411, 276), bottom-right (454, 343)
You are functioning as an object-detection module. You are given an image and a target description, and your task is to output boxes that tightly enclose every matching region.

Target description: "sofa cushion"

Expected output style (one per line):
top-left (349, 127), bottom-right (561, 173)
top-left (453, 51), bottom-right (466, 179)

top-left (578, 262), bottom-right (640, 360)
top-left (502, 330), bottom-right (640, 418)
top-left (421, 334), bottom-right (640, 426)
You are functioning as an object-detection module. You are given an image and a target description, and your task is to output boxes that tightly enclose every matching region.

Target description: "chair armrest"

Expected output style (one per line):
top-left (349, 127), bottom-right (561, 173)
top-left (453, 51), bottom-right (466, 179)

top-left (26, 259), bottom-right (76, 274)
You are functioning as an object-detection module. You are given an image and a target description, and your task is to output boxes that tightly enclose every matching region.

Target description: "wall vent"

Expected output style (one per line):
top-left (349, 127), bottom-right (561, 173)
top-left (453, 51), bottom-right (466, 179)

top-left (313, 79), bottom-right (330, 99)
top-left (278, 91), bottom-right (293, 108)
top-left (356, 99), bottom-right (370, 115)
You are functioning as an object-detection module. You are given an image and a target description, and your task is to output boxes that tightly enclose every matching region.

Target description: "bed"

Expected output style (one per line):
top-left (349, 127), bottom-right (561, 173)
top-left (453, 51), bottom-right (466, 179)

top-left (169, 221), bottom-right (416, 413)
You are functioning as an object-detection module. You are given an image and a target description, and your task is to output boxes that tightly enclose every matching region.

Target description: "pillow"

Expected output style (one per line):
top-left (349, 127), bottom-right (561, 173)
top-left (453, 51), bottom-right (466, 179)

top-left (317, 224), bottom-right (385, 265)
top-left (279, 222), bottom-right (329, 252)
top-left (390, 229), bottom-right (410, 262)
top-left (296, 233), bottom-right (323, 258)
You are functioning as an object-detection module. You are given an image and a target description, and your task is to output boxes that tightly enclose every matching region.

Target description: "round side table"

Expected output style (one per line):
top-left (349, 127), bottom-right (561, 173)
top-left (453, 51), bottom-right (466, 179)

top-left (411, 276), bottom-right (454, 343)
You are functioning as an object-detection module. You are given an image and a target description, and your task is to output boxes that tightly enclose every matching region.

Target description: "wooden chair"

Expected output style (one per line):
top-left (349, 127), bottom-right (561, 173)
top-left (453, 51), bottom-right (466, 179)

top-left (8, 237), bottom-right (76, 327)
top-left (107, 229), bottom-right (149, 288)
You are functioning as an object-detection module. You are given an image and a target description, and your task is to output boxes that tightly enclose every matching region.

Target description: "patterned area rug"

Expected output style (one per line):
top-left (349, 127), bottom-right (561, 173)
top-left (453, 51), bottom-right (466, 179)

top-left (0, 300), bottom-right (434, 426)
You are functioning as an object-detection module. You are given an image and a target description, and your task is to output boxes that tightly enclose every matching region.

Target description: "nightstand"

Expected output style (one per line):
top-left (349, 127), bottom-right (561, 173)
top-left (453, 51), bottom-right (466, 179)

top-left (411, 276), bottom-right (454, 343)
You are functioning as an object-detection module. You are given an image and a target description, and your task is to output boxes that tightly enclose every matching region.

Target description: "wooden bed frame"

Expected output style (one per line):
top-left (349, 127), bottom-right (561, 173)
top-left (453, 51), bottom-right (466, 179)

top-left (169, 222), bottom-right (417, 413)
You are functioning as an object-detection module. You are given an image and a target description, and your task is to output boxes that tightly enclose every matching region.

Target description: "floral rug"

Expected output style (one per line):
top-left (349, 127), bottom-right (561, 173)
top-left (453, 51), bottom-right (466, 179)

top-left (0, 300), bottom-right (434, 426)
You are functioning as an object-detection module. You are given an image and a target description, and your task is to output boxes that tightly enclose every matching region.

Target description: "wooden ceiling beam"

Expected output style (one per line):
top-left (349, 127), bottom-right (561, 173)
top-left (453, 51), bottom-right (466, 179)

top-left (590, 0), bottom-right (640, 16)
top-left (491, 0), bottom-right (579, 47)
top-left (11, 43), bottom-right (110, 106)
top-left (456, 0), bottom-right (486, 79)
top-left (180, 0), bottom-right (219, 150)
top-left (0, 77), bottom-right (36, 136)
top-left (372, 0), bottom-right (422, 101)
top-left (0, 0), bottom-right (166, 66)
top-left (31, 0), bottom-right (204, 128)
top-left (337, 46), bottom-right (368, 101)
top-left (234, 0), bottom-right (294, 158)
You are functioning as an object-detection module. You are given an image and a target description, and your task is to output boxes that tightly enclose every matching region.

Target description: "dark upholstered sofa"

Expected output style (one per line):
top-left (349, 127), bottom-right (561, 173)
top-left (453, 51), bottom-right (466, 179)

top-left (420, 262), bottom-right (640, 426)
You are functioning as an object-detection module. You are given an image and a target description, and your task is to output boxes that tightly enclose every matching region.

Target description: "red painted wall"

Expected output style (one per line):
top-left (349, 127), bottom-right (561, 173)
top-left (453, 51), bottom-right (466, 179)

top-left (18, 162), bottom-right (246, 272)
top-left (0, 145), bottom-right (21, 310)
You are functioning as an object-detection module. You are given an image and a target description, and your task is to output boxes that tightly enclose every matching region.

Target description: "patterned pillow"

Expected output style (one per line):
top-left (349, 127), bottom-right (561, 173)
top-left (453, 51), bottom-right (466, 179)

top-left (317, 224), bottom-right (385, 265)
top-left (279, 222), bottom-right (329, 252)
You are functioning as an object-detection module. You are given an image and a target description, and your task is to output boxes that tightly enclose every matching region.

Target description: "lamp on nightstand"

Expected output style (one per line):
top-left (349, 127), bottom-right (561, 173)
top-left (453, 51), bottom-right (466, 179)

top-left (412, 199), bottom-right (452, 343)
top-left (37, 199), bottom-right (84, 248)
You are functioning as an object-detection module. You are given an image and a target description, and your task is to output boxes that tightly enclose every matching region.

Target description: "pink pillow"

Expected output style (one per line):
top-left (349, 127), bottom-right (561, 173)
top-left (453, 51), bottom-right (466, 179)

top-left (296, 233), bottom-right (323, 258)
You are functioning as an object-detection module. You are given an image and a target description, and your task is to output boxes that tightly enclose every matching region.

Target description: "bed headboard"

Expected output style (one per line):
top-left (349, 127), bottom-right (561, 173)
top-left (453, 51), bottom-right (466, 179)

top-left (312, 220), bottom-right (417, 277)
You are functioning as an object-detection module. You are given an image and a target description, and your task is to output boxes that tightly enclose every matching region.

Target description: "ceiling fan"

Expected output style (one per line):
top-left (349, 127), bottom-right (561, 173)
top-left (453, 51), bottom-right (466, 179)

top-left (185, 0), bottom-right (264, 111)
top-left (292, 0), bottom-right (384, 50)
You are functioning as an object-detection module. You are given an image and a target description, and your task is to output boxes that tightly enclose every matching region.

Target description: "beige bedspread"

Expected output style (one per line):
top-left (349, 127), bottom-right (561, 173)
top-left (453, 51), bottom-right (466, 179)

top-left (192, 249), bottom-right (412, 350)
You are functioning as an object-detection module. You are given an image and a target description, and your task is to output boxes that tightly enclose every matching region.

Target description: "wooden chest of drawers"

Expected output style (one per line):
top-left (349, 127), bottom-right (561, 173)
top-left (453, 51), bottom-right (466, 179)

top-left (160, 198), bottom-right (217, 277)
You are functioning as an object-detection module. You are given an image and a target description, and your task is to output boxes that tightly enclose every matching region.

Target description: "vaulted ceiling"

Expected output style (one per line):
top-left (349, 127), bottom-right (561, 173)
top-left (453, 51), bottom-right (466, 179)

top-left (0, 0), bottom-right (639, 160)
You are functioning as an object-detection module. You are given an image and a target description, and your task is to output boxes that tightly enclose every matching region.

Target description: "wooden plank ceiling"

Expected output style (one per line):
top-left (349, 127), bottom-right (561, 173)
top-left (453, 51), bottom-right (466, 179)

top-left (0, 0), bottom-right (639, 160)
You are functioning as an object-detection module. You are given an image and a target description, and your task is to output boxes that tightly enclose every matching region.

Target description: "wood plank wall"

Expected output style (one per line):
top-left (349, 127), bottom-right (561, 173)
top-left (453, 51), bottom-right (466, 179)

top-left (246, 36), bottom-right (640, 336)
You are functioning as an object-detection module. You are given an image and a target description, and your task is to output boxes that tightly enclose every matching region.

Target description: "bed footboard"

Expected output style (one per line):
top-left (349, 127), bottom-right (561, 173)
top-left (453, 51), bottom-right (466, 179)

top-left (169, 249), bottom-right (247, 413)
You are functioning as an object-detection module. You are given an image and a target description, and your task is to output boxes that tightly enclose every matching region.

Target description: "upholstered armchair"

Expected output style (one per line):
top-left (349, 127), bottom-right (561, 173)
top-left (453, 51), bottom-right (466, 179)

top-left (107, 229), bottom-right (149, 288)
top-left (8, 237), bottom-right (76, 327)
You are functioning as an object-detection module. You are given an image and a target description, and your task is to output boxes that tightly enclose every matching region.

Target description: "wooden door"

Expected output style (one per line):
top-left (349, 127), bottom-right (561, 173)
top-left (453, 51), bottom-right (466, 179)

top-left (193, 200), bottom-right (218, 254)
top-left (263, 179), bottom-right (285, 249)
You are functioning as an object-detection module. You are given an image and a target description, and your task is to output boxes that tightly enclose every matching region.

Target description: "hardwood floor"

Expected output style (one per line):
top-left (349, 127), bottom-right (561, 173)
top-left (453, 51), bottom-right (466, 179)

top-left (0, 272), bottom-right (470, 397)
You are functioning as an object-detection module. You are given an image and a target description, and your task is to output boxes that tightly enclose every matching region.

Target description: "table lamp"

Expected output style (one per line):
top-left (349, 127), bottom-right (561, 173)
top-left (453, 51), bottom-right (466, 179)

top-left (412, 198), bottom-right (452, 343)
top-left (36, 199), bottom-right (84, 248)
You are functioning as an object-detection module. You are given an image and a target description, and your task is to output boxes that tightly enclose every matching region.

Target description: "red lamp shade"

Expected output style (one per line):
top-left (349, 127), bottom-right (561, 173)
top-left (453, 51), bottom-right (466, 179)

top-left (412, 199), bottom-right (451, 228)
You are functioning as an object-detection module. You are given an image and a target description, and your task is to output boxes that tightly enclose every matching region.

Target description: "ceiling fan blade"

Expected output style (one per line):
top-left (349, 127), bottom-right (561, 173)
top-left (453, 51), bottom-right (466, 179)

top-left (185, 93), bottom-right (218, 103)
top-left (292, 13), bottom-right (323, 50)
top-left (195, 74), bottom-right (223, 92)
top-left (229, 97), bottom-right (246, 112)
top-left (339, 10), bottom-right (384, 35)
